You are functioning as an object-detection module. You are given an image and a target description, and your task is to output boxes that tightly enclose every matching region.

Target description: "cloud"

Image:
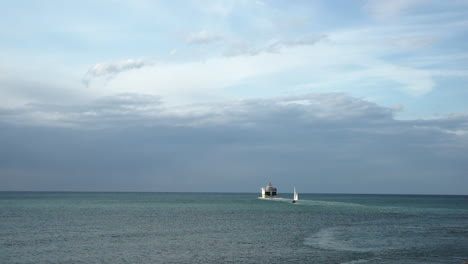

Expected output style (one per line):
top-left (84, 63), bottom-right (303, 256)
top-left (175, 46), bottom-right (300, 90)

top-left (2, 1), bottom-right (465, 118)
top-left (186, 30), bottom-right (222, 45)
top-left (2, 92), bottom-right (466, 135)
top-left (224, 34), bottom-right (327, 56)
top-left (365, 0), bottom-right (425, 20)
top-left (75, 32), bottom-right (437, 105)
top-left (0, 92), bottom-right (467, 193)
top-left (0, 93), bottom-right (391, 128)
top-left (80, 47), bottom-right (316, 104)
top-left (391, 35), bottom-right (439, 50)
top-left (255, 1), bottom-right (266, 6)
top-left (0, 76), bottom-right (87, 108)
top-left (82, 58), bottom-right (151, 86)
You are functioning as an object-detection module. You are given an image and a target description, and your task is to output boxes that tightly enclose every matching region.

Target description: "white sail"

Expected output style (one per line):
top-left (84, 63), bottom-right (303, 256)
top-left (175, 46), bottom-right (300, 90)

top-left (293, 187), bottom-right (298, 201)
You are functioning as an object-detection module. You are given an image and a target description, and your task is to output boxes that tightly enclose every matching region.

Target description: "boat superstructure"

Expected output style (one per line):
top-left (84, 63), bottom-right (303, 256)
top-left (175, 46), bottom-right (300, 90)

top-left (261, 183), bottom-right (277, 198)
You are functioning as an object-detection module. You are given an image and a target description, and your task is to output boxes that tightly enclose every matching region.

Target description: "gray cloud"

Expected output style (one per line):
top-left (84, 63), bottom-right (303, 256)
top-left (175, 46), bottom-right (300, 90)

top-left (267, 34), bottom-right (328, 51)
top-left (82, 59), bottom-right (151, 86)
top-left (0, 93), bottom-right (467, 194)
top-left (365, 0), bottom-right (424, 20)
top-left (0, 93), bottom-right (390, 128)
top-left (0, 78), bottom-right (86, 104)
top-left (224, 34), bottom-right (327, 57)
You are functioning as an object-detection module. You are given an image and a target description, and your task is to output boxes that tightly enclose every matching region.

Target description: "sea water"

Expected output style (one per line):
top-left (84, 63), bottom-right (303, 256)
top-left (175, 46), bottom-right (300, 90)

top-left (1, 192), bottom-right (467, 263)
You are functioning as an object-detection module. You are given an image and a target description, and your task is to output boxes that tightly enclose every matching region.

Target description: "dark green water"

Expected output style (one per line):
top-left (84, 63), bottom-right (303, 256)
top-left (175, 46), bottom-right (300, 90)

top-left (1, 192), bottom-right (467, 263)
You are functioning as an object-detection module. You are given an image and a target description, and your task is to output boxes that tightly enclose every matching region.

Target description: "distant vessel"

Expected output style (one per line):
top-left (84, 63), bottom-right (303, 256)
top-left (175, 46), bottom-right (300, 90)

top-left (260, 183), bottom-right (277, 198)
top-left (292, 187), bottom-right (298, 203)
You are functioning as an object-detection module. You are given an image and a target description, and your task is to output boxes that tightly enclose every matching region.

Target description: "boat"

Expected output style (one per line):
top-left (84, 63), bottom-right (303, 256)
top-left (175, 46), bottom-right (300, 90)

top-left (292, 187), bottom-right (298, 203)
top-left (260, 183), bottom-right (277, 198)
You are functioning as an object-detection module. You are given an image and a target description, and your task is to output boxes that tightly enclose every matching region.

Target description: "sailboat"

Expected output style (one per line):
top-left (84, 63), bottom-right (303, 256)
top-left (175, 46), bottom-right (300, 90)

top-left (292, 187), bottom-right (298, 203)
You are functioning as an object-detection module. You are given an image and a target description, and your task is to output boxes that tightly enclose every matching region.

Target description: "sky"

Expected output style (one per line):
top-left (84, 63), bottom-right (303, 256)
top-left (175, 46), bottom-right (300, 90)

top-left (1, 0), bottom-right (468, 194)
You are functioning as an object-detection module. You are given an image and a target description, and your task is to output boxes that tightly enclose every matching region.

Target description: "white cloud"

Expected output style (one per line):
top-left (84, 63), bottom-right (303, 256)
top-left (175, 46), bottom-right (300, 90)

top-left (2, 1), bottom-right (465, 117)
top-left (85, 47), bottom-right (314, 104)
top-left (255, 1), bottom-right (266, 6)
top-left (186, 30), bottom-right (222, 44)
top-left (391, 35), bottom-right (439, 50)
top-left (197, 0), bottom-right (237, 17)
top-left (361, 64), bottom-right (435, 95)
top-left (80, 29), bottom-right (438, 105)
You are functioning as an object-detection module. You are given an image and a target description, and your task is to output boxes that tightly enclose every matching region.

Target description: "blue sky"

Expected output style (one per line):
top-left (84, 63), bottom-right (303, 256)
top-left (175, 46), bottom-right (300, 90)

top-left (2, 0), bottom-right (468, 117)
top-left (1, 1), bottom-right (468, 193)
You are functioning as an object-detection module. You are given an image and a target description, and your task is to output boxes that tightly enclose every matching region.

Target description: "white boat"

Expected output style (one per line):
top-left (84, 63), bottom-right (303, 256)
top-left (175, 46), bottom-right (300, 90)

top-left (260, 183), bottom-right (277, 198)
top-left (292, 187), bottom-right (298, 203)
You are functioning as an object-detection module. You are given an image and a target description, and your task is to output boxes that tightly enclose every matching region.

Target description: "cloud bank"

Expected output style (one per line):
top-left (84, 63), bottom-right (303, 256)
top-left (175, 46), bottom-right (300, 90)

top-left (1, 93), bottom-right (466, 194)
top-left (1, 1), bottom-right (468, 194)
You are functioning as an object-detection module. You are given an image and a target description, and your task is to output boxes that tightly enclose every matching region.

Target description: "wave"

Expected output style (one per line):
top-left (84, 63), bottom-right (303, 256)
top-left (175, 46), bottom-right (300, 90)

top-left (303, 223), bottom-right (468, 254)
top-left (304, 227), bottom-right (382, 253)
top-left (340, 259), bottom-right (372, 264)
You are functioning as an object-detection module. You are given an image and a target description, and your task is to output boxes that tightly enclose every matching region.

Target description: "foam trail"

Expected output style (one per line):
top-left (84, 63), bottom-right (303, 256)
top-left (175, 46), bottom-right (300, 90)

top-left (258, 197), bottom-right (364, 207)
top-left (296, 199), bottom-right (364, 207)
top-left (257, 197), bottom-right (292, 202)
top-left (340, 259), bottom-right (371, 264)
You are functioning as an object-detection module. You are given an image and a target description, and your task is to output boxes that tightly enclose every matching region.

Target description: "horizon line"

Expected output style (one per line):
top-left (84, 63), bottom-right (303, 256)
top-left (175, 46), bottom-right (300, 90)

top-left (0, 190), bottom-right (466, 196)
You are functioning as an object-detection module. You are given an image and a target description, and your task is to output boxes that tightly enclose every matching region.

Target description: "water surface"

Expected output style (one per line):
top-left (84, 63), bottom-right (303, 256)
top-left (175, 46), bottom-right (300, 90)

top-left (1, 192), bottom-right (467, 263)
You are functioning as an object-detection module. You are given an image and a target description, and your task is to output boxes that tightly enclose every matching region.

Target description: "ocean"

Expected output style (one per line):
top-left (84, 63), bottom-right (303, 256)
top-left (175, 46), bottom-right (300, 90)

top-left (1, 192), bottom-right (467, 263)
